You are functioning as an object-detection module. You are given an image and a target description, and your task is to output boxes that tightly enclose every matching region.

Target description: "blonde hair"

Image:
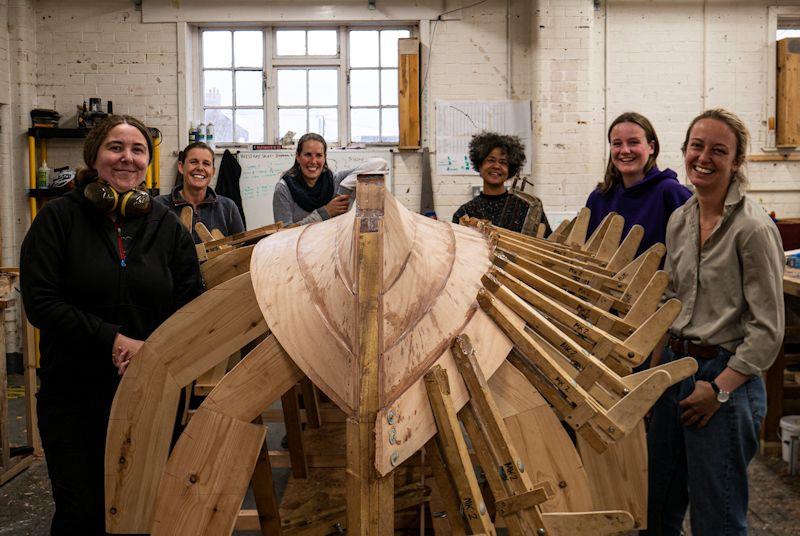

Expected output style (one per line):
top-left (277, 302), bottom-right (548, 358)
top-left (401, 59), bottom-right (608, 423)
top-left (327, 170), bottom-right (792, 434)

top-left (681, 108), bottom-right (749, 188)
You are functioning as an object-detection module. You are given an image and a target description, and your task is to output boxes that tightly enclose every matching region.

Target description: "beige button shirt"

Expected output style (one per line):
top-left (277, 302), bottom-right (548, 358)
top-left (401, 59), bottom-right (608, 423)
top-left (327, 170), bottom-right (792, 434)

top-left (664, 182), bottom-right (785, 376)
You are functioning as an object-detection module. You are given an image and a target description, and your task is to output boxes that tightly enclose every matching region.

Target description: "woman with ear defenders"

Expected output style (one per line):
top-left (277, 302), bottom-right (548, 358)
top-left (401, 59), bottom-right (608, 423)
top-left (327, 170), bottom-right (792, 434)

top-left (20, 115), bottom-right (203, 535)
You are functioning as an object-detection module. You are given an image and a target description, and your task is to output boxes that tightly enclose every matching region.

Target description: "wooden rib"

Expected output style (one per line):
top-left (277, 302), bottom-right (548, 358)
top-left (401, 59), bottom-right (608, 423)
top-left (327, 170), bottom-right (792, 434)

top-left (201, 245), bottom-right (255, 290)
top-left (211, 228), bottom-right (225, 240)
top-left (250, 417), bottom-right (282, 536)
top-left (605, 225), bottom-right (643, 272)
top-left (621, 357), bottom-right (697, 391)
top-left (195, 222), bottom-right (215, 243)
top-left (493, 252), bottom-right (627, 314)
top-left (105, 272), bottom-right (270, 533)
top-left (604, 370), bottom-right (671, 435)
top-left (617, 252), bottom-right (661, 307)
top-left (499, 235), bottom-right (616, 276)
top-left (483, 273), bottom-right (642, 368)
top-left (492, 227), bottom-right (606, 265)
top-left (541, 511), bottom-right (635, 535)
top-left (491, 263), bottom-right (634, 339)
top-left (565, 208), bottom-right (590, 247)
top-left (612, 244), bottom-right (665, 284)
top-left (424, 366), bottom-right (496, 535)
top-left (425, 439), bottom-right (468, 535)
top-left (547, 218), bottom-right (572, 243)
top-left (582, 212), bottom-right (616, 255)
top-left (623, 271), bottom-right (668, 326)
top-left (150, 407), bottom-right (266, 536)
top-left (179, 206), bottom-right (193, 231)
top-left (622, 299), bottom-right (682, 359)
top-left (483, 274), bottom-right (629, 399)
top-left (591, 215), bottom-right (625, 263)
top-left (200, 223), bottom-right (283, 250)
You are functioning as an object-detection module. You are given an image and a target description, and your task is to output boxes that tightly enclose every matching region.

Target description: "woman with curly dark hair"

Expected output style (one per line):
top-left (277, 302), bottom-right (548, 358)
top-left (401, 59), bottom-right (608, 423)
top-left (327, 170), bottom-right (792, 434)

top-left (452, 131), bottom-right (551, 236)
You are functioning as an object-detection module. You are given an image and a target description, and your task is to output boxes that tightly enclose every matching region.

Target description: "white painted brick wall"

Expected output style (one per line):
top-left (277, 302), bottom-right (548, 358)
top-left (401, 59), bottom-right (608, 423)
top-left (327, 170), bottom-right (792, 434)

top-left (2, 0), bottom-right (798, 255)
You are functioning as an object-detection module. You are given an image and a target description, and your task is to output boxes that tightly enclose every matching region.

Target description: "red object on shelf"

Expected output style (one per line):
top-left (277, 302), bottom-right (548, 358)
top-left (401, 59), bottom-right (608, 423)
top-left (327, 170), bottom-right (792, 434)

top-left (777, 218), bottom-right (800, 251)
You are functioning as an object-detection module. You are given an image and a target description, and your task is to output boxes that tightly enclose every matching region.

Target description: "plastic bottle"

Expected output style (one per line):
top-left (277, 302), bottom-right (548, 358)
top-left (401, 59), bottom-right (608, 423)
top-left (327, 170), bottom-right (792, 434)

top-left (197, 122), bottom-right (206, 142)
top-left (37, 161), bottom-right (50, 189)
top-left (189, 122), bottom-right (197, 143)
top-left (205, 122), bottom-right (214, 146)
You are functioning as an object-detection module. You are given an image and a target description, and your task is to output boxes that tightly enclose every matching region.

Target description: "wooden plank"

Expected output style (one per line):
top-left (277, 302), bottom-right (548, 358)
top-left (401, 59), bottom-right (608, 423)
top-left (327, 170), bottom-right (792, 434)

top-left (624, 271), bottom-right (668, 326)
top-left (605, 224), bottom-right (644, 273)
top-left (582, 212), bottom-right (616, 255)
top-left (180, 205), bottom-right (193, 231)
top-left (578, 423), bottom-right (647, 529)
top-left (777, 38), bottom-right (800, 147)
top-left (451, 335), bottom-right (546, 534)
top-left (150, 407), bottom-right (266, 536)
top-left (346, 177), bottom-right (394, 535)
top-left (195, 221), bottom-right (215, 243)
top-left (301, 377), bottom-right (322, 429)
top-left (0, 307), bottom-right (8, 467)
top-left (20, 310), bottom-right (41, 456)
top-left (541, 511), bottom-right (635, 535)
top-left (283, 385), bottom-right (308, 479)
top-left (201, 245), bottom-right (254, 290)
top-left (106, 272), bottom-right (270, 533)
top-left (424, 366), bottom-right (496, 535)
top-left (398, 38), bottom-right (420, 149)
top-left (593, 215), bottom-right (625, 263)
top-left (425, 440), bottom-right (468, 535)
top-left (488, 361), bottom-right (594, 514)
top-left (0, 455), bottom-right (34, 486)
top-left (250, 417), bottom-right (283, 536)
top-left (566, 208), bottom-right (590, 247)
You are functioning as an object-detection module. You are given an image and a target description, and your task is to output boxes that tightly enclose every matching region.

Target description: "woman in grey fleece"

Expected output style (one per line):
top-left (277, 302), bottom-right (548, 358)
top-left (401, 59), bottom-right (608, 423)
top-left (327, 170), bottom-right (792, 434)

top-left (273, 133), bottom-right (353, 226)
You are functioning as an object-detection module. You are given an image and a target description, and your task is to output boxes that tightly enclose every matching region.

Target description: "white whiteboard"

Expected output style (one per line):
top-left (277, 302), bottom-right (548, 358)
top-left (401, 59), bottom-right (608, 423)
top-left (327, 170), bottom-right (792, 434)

top-left (237, 149), bottom-right (393, 229)
top-left (435, 100), bottom-right (532, 175)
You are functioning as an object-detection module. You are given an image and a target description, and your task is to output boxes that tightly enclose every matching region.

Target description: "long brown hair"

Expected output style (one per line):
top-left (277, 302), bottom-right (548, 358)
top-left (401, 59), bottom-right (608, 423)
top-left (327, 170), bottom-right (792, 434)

top-left (598, 112), bottom-right (660, 194)
top-left (681, 108), bottom-right (749, 188)
top-left (285, 132), bottom-right (329, 179)
top-left (77, 115), bottom-right (153, 185)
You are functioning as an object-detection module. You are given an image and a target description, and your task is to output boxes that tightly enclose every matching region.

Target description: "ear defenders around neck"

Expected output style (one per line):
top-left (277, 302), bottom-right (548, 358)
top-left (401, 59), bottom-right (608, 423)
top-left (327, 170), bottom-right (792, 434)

top-left (84, 181), bottom-right (151, 218)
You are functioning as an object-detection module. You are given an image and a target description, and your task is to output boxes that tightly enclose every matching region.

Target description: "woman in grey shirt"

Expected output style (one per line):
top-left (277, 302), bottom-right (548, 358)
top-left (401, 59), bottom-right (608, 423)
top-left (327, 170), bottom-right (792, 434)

top-left (646, 109), bottom-right (785, 536)
top-left (273, 133), bottom-right (352, 226)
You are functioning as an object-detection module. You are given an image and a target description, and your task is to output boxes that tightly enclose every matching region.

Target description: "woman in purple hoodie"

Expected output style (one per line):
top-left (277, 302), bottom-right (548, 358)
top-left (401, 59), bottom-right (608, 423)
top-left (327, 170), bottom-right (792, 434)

top-left (585, 112), bottom-right (691, 256)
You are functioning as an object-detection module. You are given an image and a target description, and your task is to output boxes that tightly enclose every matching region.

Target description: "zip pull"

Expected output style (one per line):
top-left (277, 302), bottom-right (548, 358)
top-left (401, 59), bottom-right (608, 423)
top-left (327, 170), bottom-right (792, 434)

top-left (115, 221), bottom-right (127, 268)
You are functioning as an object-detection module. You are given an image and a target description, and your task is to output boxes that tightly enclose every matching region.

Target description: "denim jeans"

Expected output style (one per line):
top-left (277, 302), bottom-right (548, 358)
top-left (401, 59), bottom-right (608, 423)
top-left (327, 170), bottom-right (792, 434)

top-left (644, 345), bottom-right (765, 536)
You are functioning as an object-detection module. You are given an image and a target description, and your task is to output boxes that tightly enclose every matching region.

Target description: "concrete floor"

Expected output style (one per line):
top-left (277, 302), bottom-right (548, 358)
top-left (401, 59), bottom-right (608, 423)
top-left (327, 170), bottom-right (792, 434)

top-left (2, 374), bottom-right (800, 535)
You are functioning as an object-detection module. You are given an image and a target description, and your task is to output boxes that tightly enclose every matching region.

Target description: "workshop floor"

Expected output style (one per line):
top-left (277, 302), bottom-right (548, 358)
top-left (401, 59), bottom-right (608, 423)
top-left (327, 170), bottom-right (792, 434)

top-left (1, 374), bottom-right (799, 536)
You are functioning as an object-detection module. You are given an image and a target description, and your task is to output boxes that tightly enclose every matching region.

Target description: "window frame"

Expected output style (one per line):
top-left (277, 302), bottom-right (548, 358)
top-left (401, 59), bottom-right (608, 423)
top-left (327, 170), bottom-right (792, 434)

top-left (196, 23), bottom-right (414, 146)
top-left (766, 6), bottom-right (800, 150)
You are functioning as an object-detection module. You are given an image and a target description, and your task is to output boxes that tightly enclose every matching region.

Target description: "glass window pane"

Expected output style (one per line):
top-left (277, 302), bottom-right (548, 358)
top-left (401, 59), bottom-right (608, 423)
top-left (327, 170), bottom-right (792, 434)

top-left (279, 109), bottom-right (307, 141)
top-left (308, 69), bottom-right (338, 106)
top-left (277, 69), bottom-right (307, 106)
top-left (349, 31), bottom-right (379, 67)
top-left (204, 70), bottom-right (232, 106)
top-left (236, 71), bottom-right (263, 106)
top-left (350, 69), bottom-right (379, 107)
top-left (351, 108), bottom-right (380, 142)
top-left (309, 108), bottom-right (339, 142)
top-left (276, 30), bottom-right (306, 55)
top-left (235, 108), bottom-right (264, 143)
top-left (234, 31), bottom-right (263, 68)
top-left (381, 69), bottom-right (398, 106)
top-left (203, 31), bottom-right (232, 68)
top-left (308, 30), bottom-right (337, 55)
top-left (379, 30), bottom-right (409, 67)
top-left (205, 108), bottom-right (233, 143)
top-left (381, 107), bottom-right (399, 142)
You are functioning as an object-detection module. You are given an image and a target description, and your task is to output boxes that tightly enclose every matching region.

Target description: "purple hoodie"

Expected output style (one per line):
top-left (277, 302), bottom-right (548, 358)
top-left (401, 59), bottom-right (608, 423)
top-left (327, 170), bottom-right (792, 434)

top-left (585, 167), bottom-right (691, 257)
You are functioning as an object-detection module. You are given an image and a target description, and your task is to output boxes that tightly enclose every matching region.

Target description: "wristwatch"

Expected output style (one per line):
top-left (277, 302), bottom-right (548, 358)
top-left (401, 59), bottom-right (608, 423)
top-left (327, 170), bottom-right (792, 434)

top-left (710, 380), bottom-right (730, 403)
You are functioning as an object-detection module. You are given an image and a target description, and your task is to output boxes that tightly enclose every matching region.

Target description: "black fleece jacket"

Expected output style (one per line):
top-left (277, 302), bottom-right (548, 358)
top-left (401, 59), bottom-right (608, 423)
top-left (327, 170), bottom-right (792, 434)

top-left (20, 185), bottom-right (203, 403)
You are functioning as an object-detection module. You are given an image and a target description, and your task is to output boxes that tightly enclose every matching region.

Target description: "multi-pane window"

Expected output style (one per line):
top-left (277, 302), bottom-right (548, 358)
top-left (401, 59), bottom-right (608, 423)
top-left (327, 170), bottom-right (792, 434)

top-left (202, 30), bottom-right (264, 143)
top-left (199, 25), bottom-right (412, 145)
top-left (349, 29), bottom-right (409, 143)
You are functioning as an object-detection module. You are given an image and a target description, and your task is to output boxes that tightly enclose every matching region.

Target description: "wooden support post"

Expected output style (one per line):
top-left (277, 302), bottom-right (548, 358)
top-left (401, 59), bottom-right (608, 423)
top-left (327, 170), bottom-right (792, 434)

top-left (424, 366), bottom-right (496, 535)
top-left (300, 377), bottom-right (322, 429)
top-left (250, 416), bottom-right (283, 535)
top-left (425, 440), bottom-right (468, 536)
top-left (346, 175), bottom-right (394, 535)
top-left (282, 385), bottom-right (308, 479)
